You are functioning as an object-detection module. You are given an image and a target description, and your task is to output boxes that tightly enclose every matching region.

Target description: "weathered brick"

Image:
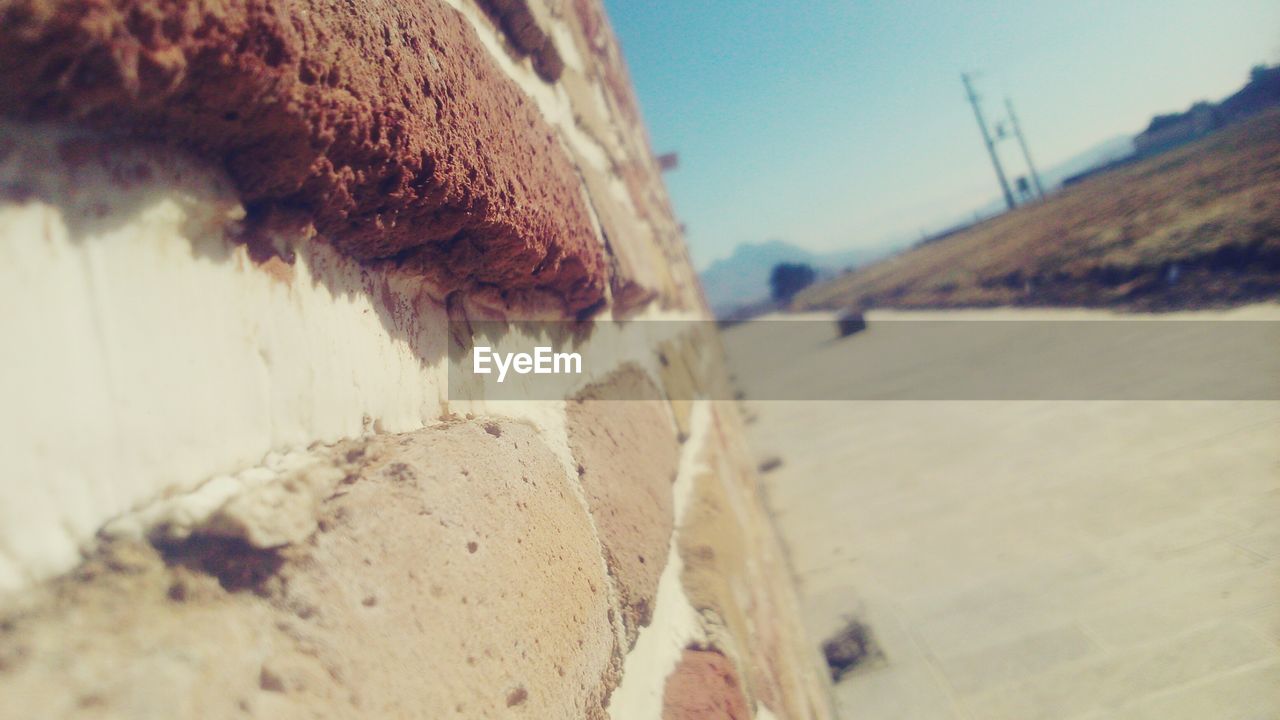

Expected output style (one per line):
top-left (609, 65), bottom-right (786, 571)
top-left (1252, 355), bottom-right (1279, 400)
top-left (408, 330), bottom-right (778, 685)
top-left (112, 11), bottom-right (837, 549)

top-left (0, 421), bottom-right (622, 719)
top-left (662, 648), bottom-right (751, 720)
top-left (567, 365), bottom-right (679, 645)
top-left (0, 0), bottom-right (606, 313)
top-left (679, 407), bottom-right (835, 719)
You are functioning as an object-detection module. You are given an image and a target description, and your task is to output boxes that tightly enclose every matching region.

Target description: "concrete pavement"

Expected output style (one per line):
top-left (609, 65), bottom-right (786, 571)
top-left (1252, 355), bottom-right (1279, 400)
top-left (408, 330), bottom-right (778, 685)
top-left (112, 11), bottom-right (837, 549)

top-left (724, 306), bottom-right (1280, 719)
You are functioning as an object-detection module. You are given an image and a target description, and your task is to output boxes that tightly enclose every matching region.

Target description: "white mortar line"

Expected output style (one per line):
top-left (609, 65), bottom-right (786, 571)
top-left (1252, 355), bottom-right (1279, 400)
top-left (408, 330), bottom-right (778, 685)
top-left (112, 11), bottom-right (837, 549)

top-left (607, 401), bottom-right (713, 719)
top-left (440, 0), bottom-right (612, 173)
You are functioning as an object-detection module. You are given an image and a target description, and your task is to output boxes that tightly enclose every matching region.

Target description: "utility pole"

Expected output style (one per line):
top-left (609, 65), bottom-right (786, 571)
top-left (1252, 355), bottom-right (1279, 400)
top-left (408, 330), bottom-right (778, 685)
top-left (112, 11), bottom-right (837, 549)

top-left (1005, 97), bottom-right (1045, 199)
top-left (962, 73), bottom-right (1015, 211)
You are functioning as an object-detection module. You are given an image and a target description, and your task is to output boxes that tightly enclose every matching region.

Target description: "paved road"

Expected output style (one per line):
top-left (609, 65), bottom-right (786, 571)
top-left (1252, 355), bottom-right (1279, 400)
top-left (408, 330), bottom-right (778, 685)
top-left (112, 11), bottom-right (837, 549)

top-left (724, 306), bottom-right (1280, 719)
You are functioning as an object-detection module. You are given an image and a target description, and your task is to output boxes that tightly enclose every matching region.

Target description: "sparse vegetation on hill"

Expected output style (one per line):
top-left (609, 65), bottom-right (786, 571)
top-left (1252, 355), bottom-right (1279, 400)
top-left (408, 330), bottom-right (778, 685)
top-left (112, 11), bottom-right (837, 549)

top-left (795, 109), bottom-right (1280, 312)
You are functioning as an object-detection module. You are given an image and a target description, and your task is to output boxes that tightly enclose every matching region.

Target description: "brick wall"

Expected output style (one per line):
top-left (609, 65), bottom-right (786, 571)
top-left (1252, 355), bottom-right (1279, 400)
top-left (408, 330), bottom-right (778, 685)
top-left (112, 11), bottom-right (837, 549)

top-left (0, 1), bottom-right (833, 717)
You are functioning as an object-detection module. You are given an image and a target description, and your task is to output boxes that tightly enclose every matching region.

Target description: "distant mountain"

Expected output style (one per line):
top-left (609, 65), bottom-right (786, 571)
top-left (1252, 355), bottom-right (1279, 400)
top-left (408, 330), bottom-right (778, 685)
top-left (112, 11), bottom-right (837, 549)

top-left (1040, 134), bottom-right (1135, 189)
top-left (700, 139), bottom-right (1140, 316)
top-left (699, 239), bottom-right (881, 316)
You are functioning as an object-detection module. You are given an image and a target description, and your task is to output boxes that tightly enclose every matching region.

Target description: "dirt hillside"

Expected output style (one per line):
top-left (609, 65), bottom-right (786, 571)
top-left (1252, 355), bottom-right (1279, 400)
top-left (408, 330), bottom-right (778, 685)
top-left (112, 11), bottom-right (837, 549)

top-left (797, 109), bottom-right (1280, 312)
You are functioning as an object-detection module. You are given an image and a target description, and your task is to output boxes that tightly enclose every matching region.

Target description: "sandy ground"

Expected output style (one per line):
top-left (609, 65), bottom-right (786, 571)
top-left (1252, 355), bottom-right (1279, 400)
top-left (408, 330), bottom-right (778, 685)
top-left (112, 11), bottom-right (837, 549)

top-left (723, 305), bottom-right (1280, 719)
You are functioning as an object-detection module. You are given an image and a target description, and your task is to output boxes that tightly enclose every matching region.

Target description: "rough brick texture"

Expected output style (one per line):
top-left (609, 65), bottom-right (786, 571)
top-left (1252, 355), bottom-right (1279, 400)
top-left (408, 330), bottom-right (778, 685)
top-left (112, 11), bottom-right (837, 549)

top-left (567, 366), bottom-right (680, 645)
top-left (662, 649), bottom-right (752, 720)
top-left (0, 1), bottom-right (836, 717)
top-left (0, 422), bottom-right (622, 719)
top-left (0, 0), bottom-right (606, 312)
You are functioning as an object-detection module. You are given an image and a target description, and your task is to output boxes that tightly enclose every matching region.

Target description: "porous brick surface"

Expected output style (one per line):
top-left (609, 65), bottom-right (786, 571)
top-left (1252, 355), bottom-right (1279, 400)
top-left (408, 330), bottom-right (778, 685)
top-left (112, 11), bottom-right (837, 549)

top-left (662, 649), bottom-right (752, 720)
top-left (567, 365), bottom-right (680, 645)
top-left (0, 421), bottom-right (622, 719)
top-left (0, 1), bottom-right (837, 717)
top-left (0, 0), bottom-right (606, 312)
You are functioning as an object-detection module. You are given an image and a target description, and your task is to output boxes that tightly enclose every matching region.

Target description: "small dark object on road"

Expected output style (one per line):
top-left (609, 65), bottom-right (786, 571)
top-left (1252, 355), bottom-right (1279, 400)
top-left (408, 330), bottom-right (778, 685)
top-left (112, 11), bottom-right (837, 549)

top-left (836, 310), bottom-right (867, 337)
top-left (822, 617), bottom-right (885, 681)
top-left (757, 456), bottom-right (782, 473)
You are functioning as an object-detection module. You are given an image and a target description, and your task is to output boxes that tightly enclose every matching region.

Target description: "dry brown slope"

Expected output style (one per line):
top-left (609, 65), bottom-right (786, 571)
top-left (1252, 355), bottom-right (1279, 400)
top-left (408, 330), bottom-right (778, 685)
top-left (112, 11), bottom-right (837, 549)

top-left (797, 109), bottom-right (1280, 311)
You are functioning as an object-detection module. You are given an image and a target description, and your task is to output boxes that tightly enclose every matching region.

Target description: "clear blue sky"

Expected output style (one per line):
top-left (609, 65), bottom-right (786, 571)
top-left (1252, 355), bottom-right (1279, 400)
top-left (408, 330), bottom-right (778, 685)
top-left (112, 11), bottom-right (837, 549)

top-left (602, 0), bottom-right (1280, 269)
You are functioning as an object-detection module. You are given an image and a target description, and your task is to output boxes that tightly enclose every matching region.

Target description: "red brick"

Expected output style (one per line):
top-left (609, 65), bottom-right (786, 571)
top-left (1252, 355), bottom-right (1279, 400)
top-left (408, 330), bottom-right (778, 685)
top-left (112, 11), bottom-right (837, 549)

top-left (662, 649), bottom-right (752, 720)
top-left (0, 0), bottom-right (607, 313)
